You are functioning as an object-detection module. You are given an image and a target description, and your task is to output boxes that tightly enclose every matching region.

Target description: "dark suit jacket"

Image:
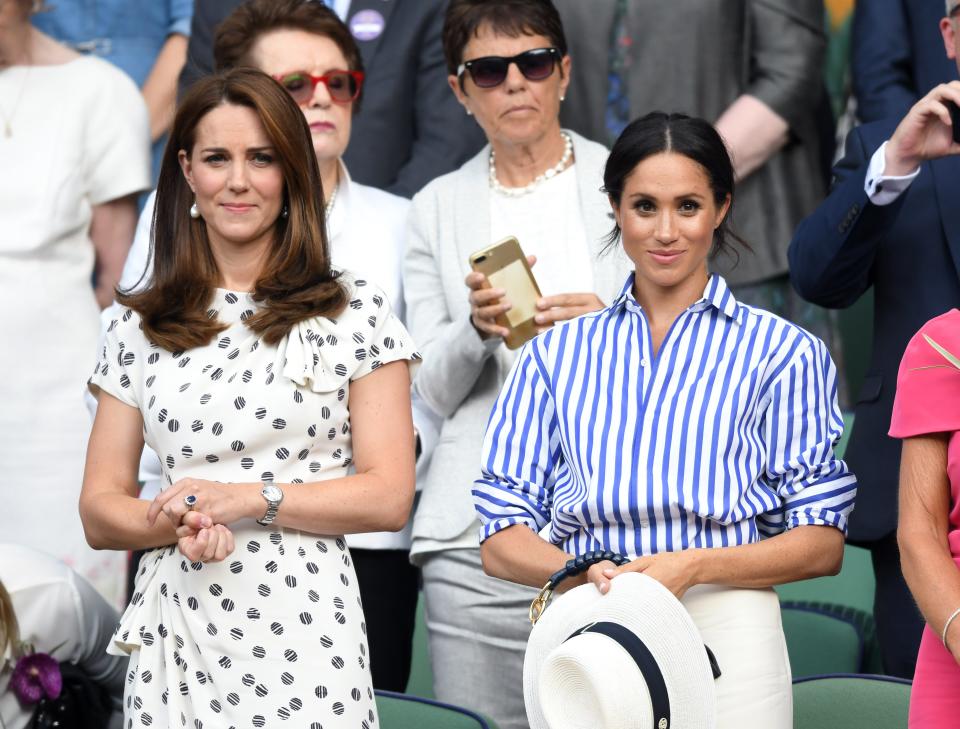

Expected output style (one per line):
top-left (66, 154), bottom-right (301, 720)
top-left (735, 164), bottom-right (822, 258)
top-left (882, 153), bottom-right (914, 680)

top-left (555, 0), bottom-right (826, 286)
top-left (179, 0), bottom-right (485, 198)
top-left (788, 120), bottom-right (960, 541)
top-left (852, 0), bottom-right (956, 123)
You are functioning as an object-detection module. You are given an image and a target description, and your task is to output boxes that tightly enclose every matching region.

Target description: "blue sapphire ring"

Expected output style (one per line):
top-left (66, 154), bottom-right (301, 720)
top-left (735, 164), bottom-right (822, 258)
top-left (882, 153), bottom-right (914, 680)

top-left (183, 494), bottom-right (198, 510)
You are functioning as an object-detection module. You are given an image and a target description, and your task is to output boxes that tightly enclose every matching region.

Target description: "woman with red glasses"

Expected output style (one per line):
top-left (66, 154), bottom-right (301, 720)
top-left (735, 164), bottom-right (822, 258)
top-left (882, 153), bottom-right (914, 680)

top-left (100, 0), bottom-right (439, 696)
top-left (402, 1), bottom-right (631, 727)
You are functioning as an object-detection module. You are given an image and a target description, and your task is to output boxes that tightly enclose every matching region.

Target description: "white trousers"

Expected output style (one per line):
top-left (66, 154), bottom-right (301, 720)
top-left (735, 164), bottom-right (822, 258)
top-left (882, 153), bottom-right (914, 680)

top-left (683, 584), bottom-right (793, 728)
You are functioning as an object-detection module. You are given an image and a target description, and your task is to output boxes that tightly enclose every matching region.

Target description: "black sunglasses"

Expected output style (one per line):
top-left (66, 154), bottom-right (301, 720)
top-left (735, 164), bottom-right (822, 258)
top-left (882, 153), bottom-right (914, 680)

top-left (457, 47), bottom-right (560, 89)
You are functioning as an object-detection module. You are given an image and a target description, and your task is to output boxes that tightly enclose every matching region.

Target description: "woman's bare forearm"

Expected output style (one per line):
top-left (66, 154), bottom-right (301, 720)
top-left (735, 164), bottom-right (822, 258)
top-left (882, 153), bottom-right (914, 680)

top-left (898, 435), bottom-right (960, 646)
top-left (80, 490), bottom-right (180, 551)
top-left (687, 524), bottom-right (844, 587)
top-left (482, 522), bottom-right (844, 596)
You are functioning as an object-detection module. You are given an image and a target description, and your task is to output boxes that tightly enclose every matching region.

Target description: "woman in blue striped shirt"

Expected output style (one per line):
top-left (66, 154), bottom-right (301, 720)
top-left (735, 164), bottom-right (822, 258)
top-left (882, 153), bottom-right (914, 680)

top-left (473, 112), bottom-right (857, 727)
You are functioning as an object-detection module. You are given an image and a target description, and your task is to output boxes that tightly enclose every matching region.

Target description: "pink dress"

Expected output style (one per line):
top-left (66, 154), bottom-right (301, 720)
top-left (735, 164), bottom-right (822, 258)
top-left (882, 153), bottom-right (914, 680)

top-left (889, 309), bottom-right (960, 727)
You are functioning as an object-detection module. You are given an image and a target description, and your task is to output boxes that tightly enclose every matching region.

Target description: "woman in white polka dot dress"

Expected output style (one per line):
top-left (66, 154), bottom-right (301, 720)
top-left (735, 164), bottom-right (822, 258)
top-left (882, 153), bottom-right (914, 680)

top-left (80, 68), bottom-right (418, 729)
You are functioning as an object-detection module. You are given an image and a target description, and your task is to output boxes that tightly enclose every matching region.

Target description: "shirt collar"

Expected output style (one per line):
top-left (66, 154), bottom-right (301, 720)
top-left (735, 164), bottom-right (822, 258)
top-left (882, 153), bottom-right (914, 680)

top-left (612, 272), bottom-right (742, 322)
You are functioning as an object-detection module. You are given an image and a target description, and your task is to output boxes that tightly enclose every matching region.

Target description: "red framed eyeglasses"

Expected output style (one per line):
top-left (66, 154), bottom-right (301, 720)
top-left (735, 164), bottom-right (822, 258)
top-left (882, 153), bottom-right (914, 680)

top-left (273, 69), bottom-right (364, 105)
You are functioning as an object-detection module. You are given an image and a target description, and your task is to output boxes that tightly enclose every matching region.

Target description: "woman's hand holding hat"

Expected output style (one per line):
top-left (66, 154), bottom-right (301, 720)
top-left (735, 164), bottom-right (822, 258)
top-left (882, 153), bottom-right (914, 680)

top-left (583, 560), bottom-right (619, 595)
top-left (604, 550), bottom-right (701, 599)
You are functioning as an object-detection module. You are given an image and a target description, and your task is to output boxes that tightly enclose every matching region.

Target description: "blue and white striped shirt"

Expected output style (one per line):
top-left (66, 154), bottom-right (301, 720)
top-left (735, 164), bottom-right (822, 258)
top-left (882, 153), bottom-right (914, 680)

top-left (473, 274), bottom-right (856, 558)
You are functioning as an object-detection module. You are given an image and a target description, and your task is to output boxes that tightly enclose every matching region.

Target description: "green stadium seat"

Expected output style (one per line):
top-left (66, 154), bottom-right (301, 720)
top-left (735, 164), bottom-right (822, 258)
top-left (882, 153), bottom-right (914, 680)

top-left (793, 674), bottom-right (911, 729)
top-left (781, 604), bottom-right (864, 677)
top-left (377, 690), bottom-right (499, 728)
top-left (405, 594), bottom-right (435, 698)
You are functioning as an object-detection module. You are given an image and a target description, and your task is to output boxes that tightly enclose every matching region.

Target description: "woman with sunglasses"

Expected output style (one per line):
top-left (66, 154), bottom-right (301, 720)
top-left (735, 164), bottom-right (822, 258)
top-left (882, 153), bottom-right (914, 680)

top-left (402, 1), bottom-right (631, 726)
top-left (104, 0), bottom-right (439, 693)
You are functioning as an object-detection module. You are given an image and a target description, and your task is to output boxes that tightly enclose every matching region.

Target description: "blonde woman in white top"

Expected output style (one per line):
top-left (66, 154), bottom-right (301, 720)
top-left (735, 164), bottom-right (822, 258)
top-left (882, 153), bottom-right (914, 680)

top-left (0, 0), bottom-right (150, 607)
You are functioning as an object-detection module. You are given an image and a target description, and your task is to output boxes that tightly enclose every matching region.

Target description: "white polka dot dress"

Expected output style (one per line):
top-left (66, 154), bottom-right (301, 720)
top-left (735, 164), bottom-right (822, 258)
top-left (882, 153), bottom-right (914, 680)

top-left (89, 273), bottom-right (419, 729)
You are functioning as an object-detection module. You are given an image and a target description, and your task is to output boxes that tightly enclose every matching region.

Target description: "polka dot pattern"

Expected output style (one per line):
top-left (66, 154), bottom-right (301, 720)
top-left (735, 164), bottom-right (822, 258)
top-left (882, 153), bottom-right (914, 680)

top-left (92, 274), bottom-right (418, 727)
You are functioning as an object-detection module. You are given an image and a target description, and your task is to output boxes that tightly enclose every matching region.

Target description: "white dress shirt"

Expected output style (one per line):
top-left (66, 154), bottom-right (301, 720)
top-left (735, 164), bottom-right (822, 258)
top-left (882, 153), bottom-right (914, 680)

top-left (863, 141), bottom-right (922, 205)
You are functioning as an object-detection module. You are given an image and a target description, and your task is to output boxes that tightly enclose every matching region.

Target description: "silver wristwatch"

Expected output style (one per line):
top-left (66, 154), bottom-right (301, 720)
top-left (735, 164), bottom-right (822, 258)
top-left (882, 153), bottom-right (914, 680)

top-left (256, 483), bottom-right (284, 526)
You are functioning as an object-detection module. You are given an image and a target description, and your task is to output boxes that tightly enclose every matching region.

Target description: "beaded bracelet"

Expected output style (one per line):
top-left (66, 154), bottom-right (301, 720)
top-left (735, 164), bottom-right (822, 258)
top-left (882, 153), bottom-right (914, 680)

top-left (529, 550), bottom-right (630, 625)
top-left (942, 606), bottom-right (960, 649)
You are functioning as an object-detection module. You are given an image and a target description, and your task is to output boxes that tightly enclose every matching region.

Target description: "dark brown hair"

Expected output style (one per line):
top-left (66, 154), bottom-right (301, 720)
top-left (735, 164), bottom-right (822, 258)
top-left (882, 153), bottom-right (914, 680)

top-left (602, 112), bottom-right (750, 262)
top-left (214, 0), bottom-right (365, 111)
top-left (119, 68), bottom-right (346, 350)
top-left (442, 0), bottom-right (567, 76)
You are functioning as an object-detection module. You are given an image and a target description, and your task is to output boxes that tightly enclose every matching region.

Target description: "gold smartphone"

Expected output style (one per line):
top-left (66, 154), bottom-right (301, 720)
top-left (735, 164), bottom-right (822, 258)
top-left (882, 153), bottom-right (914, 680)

top-left (468, 236), bottom-right (542, 350)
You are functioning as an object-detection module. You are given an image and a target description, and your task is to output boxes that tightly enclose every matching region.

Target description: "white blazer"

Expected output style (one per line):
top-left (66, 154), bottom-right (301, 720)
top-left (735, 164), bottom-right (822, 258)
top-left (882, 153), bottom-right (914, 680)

top-left (403, 130), bottom-right (632, 559)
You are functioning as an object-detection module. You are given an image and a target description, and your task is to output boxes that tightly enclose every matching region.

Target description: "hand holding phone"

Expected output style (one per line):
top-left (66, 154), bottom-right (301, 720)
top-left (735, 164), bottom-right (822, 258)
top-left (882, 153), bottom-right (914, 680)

top-left (467, 237), bottom-right (542, 349)
top-left (947, 100), bottom-right (960, 145)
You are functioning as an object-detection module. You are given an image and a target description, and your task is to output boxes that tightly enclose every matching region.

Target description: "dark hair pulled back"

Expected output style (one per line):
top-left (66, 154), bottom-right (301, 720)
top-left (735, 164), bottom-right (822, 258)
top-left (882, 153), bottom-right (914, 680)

top-left (442, 0), bottom-right (567, 77)
top-left (603, 111), bottom-right (749, 261)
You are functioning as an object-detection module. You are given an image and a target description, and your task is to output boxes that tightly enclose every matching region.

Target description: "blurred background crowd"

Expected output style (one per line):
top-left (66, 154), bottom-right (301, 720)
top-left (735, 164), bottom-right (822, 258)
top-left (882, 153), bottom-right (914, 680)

top-left (2, 0), bottom-right (960, 727)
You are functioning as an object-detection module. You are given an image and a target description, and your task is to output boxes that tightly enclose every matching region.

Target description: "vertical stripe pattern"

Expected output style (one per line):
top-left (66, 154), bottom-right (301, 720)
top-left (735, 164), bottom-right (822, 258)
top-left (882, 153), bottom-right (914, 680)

top-left (473, 274), bottom-right (857, 557)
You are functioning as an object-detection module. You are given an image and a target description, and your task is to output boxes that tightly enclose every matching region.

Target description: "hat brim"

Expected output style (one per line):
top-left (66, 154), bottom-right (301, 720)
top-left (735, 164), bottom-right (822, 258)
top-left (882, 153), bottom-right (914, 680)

top-left (524, 572), bottom-right (716, 729)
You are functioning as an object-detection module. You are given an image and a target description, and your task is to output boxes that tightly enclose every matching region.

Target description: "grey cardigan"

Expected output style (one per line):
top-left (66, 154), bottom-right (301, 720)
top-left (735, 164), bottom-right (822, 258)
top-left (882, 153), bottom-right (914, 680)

top-left (403, 130), bottom-right (632, 555)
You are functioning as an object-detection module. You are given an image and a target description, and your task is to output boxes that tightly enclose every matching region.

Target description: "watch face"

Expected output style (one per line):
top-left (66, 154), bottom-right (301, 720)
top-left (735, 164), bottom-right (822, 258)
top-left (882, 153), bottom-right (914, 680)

top-left (262, 484), bottom-right (283, 503)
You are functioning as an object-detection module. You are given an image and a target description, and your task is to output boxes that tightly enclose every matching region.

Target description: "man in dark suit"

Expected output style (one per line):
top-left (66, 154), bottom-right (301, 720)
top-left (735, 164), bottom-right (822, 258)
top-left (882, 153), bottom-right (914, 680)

top-left (178, 0), bottom-right (485, 198)
top-left (789, 3), bottom-right (960, 677)
top-left (852, 0), bottom-right (957, 123)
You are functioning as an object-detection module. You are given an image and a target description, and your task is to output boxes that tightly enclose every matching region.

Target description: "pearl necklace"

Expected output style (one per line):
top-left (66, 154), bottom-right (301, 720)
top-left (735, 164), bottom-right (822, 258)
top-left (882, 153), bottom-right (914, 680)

top-left (489, 132), bottom-right (573, 197)
top-left (324, 183), bottom-right (339, 217)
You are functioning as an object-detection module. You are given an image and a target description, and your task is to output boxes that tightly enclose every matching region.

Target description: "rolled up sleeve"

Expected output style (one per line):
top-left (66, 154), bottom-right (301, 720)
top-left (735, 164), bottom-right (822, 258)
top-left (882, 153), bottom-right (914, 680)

top-left (759, 336), bottom-right (857, 536)
top-left (472, 343), bottom-right (560, 542)
top-left (747, 0), bottom-right (826, 140)
top-left (168, 0), bottom-right (193, 37)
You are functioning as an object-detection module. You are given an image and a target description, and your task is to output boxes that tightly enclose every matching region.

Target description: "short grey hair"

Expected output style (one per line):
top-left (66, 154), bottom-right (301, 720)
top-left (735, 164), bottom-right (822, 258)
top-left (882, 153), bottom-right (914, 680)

top-left (949, 0), bottom-right (960, 16)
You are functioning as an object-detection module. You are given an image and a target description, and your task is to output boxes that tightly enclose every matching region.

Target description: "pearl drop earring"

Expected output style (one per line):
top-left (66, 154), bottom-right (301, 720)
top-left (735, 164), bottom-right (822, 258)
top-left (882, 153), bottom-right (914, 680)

top-left (189, 200), bottom-right (200, 219)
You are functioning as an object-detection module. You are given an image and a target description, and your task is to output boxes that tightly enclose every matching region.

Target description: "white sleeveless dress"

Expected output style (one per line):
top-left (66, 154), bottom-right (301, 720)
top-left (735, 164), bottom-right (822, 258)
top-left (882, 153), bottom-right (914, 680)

top-left (89, 274), bottom-right (418, 728)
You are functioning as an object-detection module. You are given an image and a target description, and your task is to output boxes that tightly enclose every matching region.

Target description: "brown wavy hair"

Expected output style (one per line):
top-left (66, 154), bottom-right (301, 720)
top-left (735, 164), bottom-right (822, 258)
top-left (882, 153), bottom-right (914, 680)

top-left (119, 68), bottom-right (346, 350)
top-left (213, 0), bottom-right (365, 113)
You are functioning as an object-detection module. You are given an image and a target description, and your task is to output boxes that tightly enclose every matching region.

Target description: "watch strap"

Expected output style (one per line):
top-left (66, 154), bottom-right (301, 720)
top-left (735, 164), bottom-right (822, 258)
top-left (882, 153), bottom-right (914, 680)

top-left (529, 550), bottom-right (630, 624)
top-left (256, 483), bottom-right (282, 526)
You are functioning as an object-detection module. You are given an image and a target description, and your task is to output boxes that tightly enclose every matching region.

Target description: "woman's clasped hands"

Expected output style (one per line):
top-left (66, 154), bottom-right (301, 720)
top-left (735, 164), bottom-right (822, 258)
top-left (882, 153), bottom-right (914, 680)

top-left (146, 478), bottom-right (255, 563)
top-left (585, 550), bottom-right (700, 599)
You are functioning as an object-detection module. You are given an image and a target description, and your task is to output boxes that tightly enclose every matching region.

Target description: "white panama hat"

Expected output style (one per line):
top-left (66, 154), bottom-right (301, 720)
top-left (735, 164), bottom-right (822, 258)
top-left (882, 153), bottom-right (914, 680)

top-left (524, 572), bottom-right (717, 729)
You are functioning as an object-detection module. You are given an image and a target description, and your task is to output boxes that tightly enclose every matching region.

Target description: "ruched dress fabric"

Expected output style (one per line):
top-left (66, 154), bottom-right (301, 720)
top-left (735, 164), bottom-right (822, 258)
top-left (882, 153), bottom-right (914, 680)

top-left (889, 308), bottom-right (960, 728)
top-left (88, 274), bottom-right (419, 729)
